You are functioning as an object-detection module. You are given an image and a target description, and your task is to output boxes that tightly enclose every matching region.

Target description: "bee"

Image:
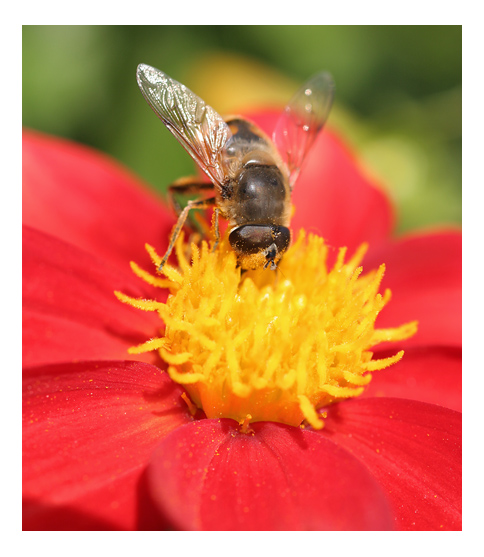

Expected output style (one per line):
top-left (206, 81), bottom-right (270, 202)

top-left (136, 63), bottom-right (334, 271)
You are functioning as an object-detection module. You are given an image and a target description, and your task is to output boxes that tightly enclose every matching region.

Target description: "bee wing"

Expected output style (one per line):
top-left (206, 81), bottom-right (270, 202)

top-left (273, 72), bottom-right (334, 189)
top-left (136, 64), bottom-right (231, 189)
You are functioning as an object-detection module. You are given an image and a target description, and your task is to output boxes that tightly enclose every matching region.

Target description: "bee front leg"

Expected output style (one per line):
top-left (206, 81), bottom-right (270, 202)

top-left (167, 177), bottom-right (215, 216)
top-left (158, 197), bottom-right (216, 273)
top-left (211, 207), bottom-right (220, 253)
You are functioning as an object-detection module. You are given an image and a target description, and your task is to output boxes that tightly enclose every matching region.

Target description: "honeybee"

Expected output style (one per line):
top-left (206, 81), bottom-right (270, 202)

top-left (136, 63), bottom-right (334, 271)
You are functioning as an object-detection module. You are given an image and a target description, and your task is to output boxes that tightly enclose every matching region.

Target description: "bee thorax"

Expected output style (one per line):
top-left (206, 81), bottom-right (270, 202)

top-left (233, 165), bottom-right (288, 225)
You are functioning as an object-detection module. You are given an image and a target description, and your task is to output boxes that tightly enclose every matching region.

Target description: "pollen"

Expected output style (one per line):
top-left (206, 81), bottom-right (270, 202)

top-left (115, 231), bottom-right (417, 430)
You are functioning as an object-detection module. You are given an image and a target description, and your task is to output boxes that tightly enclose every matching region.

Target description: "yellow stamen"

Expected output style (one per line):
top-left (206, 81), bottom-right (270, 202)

top-left (116, 230), bottom-right (417, 429)
top-left (127, 337), bottom-right (168, 354)
top-left (181, 392), bottom-right (198, 416)
top-left (129, 260), bottom-right (177, 290)
top-left (238, 414), bottom-right (254, 434)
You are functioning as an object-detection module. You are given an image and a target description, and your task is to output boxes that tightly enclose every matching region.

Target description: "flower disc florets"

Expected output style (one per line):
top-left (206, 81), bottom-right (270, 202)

top-left (116, 230), bottom-right (416, 430)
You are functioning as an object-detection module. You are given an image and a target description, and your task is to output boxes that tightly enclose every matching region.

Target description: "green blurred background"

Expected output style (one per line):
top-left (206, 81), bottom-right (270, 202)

top-left (22, 25), bottom-right (461, 234)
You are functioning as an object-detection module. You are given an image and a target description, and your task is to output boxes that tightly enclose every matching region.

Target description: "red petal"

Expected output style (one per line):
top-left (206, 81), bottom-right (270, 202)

top-left (248, 111), bottom-right (394, 252)
top-left (147, 419), bottom-right (394, 530)
top-left (367, 231), bottom-right (462, 348)
top-left (364, 346), bottom-right (462, 412)
top-left (23, 226), bottom-right (163, 367)
top-left (321, 397), bottom-right (462, 530)
top-left (22, 129), bottom-right (175, 273)
top-left (23, 360), bottom-right (191, 530)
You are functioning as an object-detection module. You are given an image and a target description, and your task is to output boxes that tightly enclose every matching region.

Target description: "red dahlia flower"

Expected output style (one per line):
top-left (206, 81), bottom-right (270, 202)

top-left (22, 111), bottom-right (461, 531)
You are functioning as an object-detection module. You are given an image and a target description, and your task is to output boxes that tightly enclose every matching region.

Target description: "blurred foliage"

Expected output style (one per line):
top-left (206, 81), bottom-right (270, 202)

top-left (22, 25), bottom-right (461, 234)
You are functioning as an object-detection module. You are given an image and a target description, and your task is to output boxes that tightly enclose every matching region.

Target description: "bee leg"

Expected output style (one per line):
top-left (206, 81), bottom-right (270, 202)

top-left (167, 177), bottom-right (214, 216)
top-left (211, 208), bottom-right (220, 253)
top-left (158, 197), bottom-right (216, 273)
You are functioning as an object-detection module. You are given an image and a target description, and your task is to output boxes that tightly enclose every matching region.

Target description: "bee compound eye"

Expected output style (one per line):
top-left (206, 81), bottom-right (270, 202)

top-left (229, 225), bottom-right (291, 256)
top-left (270, 226), bottom-right (291, 254)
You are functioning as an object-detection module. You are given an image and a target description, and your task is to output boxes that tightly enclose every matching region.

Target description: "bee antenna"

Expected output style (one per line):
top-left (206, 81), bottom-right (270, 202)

top-left (263, 259), bottom-right (276, 271)
top-left (263, 243), bottom-right (279, 270)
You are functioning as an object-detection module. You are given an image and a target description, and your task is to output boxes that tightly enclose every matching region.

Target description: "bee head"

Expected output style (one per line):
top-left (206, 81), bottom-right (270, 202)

top-left (229, 225), bottom-right (291, 271)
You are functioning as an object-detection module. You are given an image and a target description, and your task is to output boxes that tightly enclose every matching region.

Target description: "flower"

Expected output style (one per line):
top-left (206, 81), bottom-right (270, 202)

top-left (22, 114), bottom-right (461, 530)
top-left (116, 230), bottom-right (417, 431)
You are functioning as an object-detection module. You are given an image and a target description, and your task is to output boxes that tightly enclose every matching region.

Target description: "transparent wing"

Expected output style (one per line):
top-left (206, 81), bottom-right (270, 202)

top-left (273, 72), bottom-right (335, 189)
top-left (136, 63), bottom-right (231, 189)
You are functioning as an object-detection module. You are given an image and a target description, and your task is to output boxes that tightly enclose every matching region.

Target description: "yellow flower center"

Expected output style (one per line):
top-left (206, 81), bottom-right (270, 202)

top-left (115, 230), bottom-right (417, 430)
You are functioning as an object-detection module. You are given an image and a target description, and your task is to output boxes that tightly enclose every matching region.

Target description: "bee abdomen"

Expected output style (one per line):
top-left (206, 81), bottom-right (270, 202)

top-left (225, 118), bottom-right (265, 144)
